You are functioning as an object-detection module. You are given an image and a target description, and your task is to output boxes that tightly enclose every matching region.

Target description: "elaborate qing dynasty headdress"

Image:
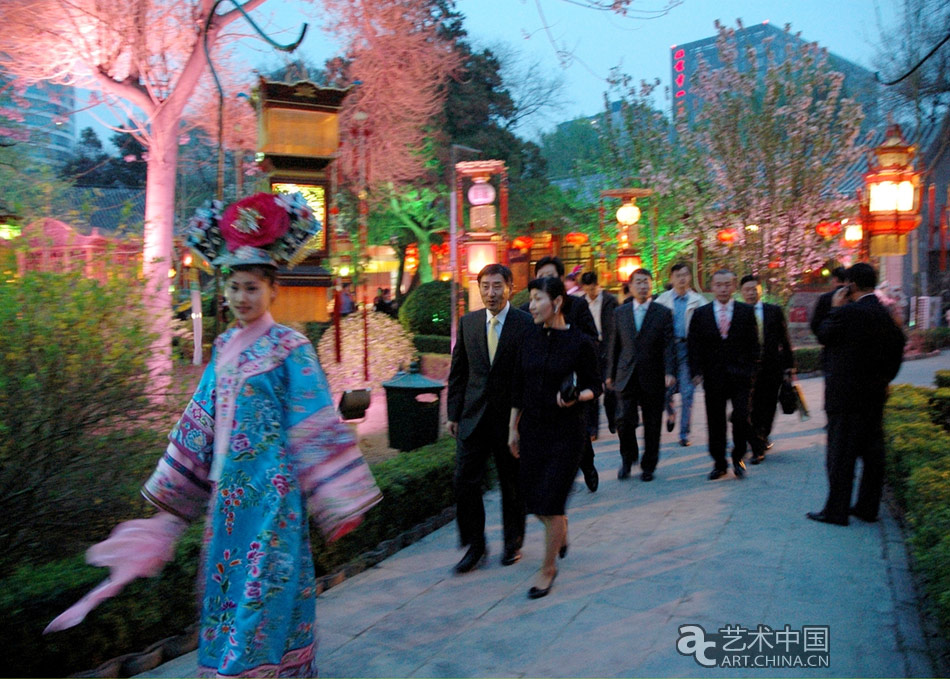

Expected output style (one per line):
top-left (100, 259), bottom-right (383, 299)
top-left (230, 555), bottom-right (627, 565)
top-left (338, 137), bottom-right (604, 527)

top-left (185, 191), bottom-right (321, 269)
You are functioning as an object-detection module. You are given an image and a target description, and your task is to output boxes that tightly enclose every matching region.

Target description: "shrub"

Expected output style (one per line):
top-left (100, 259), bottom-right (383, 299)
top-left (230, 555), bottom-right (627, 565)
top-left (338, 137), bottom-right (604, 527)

top-left (414, 333), bottom-right (451, 355)
top-left (2, 435), bottom-right (460, 677)
top-left (315, 312), bottom-right (416, 394)
top-left (510, 287), bottom-right (530, 309)
top-left (883, 386), bottom-right (950, 638)
top-left (792, 346), bottom-right (822, 373)
top-left (0, 252), bottom-right (167, 568)
top-left (399, 280), bottom-right (453, 336)
top-left (930, 388), bottom-right (950, 431)
top-left (936, 370), bottom-right (950, 389)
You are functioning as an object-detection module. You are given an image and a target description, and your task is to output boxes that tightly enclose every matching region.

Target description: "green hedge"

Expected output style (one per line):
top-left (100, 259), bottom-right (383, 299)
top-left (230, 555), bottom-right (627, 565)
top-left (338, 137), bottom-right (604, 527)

top-left (884, 381), bottom-right (950, 639)
top-left (792, 346), bottom-right (822, 373)
top-left (398, 280), bottom-right (453, 336)
top-left (414, 334), bottom-right (451, 355)
top-left (3, 436), bottom-right (457, 677)
top-left (936, 370), bottom-right (950, 389)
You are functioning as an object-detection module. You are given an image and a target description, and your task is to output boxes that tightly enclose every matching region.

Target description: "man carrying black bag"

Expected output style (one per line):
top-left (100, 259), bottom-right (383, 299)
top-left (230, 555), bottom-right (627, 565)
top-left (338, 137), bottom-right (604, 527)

top-left (807, 263), bottom-right (905, 526)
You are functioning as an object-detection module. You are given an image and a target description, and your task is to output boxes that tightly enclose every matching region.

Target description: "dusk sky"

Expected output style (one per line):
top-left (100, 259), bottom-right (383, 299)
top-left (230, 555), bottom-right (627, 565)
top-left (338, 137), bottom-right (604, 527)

top-left (77, 0), bottom-right (901, 142)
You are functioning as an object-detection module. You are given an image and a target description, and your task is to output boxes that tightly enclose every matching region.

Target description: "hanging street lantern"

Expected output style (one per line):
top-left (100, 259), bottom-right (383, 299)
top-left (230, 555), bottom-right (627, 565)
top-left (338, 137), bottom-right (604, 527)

top-left (511, 235), bottom-right (534, 251)
top-left (815, 221), bottom-right (842, 240)
top-left (616, 253), bottom-right (642, 282)
top-left (564, 231), bottom-right (589, 246)
top-left (716, 227), bottom-right (738, 245)
top-left (842, 221), bottom-right (863, 248)
top-left (861, 123), bottom-right (922, 256)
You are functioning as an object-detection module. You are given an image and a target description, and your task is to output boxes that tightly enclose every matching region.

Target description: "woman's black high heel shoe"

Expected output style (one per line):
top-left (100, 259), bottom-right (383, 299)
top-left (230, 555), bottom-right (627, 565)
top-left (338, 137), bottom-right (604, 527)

top-left (528, 570), bottom-right (558, 599)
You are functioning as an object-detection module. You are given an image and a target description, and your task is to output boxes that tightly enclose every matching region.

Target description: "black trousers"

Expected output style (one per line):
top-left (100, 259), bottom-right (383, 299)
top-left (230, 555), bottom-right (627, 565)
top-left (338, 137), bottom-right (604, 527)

top-left (822, 407), bottom-right (886, 522)
top-left (751, 369), bottom-right (783, 450)
top-left (454, 420), bottom-right (525, 551)
top-left (616, 382), bottom-right (664, 473)
top-left (703, 374), bottom-right (758, 469)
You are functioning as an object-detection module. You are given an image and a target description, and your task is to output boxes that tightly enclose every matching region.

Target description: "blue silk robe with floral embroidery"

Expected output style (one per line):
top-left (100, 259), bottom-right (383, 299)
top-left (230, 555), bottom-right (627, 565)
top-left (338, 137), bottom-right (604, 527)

top-left (142, 322), bottom-right (381, 678)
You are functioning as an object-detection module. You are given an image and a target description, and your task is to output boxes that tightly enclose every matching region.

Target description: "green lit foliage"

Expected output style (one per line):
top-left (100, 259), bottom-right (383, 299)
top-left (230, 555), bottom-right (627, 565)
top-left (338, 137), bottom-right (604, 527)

top-left (398, 280), bottom-right (453, 336)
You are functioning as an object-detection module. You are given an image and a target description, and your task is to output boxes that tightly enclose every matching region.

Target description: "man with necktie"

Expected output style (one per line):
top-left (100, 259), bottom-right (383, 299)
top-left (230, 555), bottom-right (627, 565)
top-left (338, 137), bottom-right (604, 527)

top-left (581, 271), bottom-right (620, 438)
top-left (740, 275), bottom-right (794, 462)
top-left (655, 262), bottom-right (707, 447)
top-left (606, 269), bottom-right (675, 482)
top-left (448, 264), bottom-right (533, 572)
top-left (688, 269), bottom-right (761, 479)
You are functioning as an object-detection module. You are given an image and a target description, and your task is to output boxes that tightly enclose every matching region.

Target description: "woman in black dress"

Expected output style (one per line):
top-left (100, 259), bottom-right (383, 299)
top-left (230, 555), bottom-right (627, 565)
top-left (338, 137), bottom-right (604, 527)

top-left (508, 276), bottom-right (601, 599)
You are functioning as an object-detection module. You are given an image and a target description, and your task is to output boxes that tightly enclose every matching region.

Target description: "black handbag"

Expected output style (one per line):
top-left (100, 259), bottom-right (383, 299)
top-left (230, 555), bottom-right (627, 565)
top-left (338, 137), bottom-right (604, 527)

top-left (559, 372), bottom-right (578, 403)
top-left (778, 377), bottom-right (798, 415)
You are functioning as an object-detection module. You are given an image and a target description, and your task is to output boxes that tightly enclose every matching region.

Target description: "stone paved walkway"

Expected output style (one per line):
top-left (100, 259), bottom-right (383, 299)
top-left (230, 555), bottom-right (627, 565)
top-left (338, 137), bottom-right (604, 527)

top-left (141, 353), bottom-right (949, 678)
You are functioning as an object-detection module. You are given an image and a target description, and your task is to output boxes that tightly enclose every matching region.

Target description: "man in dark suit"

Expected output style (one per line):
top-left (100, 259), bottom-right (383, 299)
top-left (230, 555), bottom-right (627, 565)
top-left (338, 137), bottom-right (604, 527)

top-left (740, 274), bottom-right (794, 463)
top-left (580, 271), bottom-right (620, 437)
top-left (810, 266), bottom-right (847, 376)
top-left (606, 268), bottom-right (675, 482)
top-left (808, 263), bottom-right (905, 526)
top-left (448, 263), bottom-right (533, 572)
top-left (521, 256), bottom-right (601, 492)
top-left (688, 269), bottom-right (762, 479)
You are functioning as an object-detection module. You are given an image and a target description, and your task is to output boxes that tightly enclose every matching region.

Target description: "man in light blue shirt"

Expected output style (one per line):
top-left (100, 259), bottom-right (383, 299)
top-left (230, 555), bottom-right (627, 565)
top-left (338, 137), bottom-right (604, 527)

top-left (654, 262), bottom-right (706, 446)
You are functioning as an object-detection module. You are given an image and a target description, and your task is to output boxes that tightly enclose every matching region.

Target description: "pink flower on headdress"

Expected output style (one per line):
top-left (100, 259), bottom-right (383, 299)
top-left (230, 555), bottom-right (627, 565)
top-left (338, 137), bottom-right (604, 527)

top-left (219, 193), bottom-right (291, 251)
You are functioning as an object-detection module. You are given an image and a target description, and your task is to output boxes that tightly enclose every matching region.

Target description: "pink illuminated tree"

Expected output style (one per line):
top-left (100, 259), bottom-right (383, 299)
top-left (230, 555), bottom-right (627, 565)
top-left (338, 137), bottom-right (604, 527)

top-left (0, 0), bottom-right (458, 385)
top-left (676, 21), bottom-right (869, 301)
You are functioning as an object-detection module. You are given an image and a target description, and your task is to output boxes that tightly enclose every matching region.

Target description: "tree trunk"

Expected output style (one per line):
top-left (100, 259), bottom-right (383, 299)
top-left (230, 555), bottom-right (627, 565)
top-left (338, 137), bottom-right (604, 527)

top-left (141, 114), bottom-right (181, 396)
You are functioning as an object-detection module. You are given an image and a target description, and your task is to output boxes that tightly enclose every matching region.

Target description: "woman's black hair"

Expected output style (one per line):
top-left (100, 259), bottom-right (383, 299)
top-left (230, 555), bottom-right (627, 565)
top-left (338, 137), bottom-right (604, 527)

top-left (527, 276), bottom-right (566, 310)
top-left (227, 263), bottom-right (278, 286)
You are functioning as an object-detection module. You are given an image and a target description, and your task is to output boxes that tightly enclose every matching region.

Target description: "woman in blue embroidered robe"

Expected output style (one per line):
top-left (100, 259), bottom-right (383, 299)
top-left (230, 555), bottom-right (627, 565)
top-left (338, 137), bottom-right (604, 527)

top-left (142, 265), bottom-right (381, 677)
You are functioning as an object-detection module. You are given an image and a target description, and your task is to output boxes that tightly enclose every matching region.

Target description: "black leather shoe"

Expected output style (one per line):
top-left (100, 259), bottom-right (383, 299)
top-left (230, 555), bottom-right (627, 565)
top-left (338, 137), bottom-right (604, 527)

top-left (528, 571), bottom-right (558, 599)
top-left (608, 422), bottom-right (617, 434)
top-left (680, 439), bottom-right (690, 447)
top-left (640, 471), bottom-right (654, 482)
top-left (708, 468), bottom-right (727, 480)
top-left (733, 460), bottom-right (746, 478)
top-left (582, 465), bottom-right (600, 492)
top-left (750, 454), bottom-right (765, 465)
top-left (453, 544), bottom-right (487, 574)
top-left (617, 464), bottom-right (631, 480)
top-left (849, 507), bottom-right (879, 523)
top-left (500, 548), bottom-right (522, 566)
top-left (666, 416), bottom-right (675, 433)
top-left (806, 511), bottom-right (848, 526)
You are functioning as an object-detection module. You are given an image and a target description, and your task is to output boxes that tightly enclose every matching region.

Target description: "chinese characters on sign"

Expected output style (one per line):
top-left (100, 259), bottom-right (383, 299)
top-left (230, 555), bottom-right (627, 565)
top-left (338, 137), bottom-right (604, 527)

top-left (677, 623), bottom-right (830, 668)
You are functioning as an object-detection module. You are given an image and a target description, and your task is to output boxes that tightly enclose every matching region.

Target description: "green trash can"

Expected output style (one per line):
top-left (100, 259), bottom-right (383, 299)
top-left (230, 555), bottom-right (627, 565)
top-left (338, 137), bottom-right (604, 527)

top-left (382, 361), bottom-right (445, 451)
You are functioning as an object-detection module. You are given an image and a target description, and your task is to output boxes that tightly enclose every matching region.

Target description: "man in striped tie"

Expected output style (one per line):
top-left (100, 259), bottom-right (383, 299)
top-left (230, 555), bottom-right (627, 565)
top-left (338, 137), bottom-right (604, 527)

top-left (687, 270), bottom-right (762, 479)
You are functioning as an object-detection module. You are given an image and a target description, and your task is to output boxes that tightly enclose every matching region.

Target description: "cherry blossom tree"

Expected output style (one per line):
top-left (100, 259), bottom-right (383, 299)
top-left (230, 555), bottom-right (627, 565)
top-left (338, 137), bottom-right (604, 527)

top-left (676, 21), bottom-right (868, 301)
top-left (0, 0), bottom-right (459, 386)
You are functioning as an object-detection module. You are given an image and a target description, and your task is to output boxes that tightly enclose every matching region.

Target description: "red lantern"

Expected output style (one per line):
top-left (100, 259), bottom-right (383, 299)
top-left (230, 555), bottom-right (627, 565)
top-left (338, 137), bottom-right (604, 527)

top-left (616, 254), bottom-right (642, 282)
top-left (815, 221), bottom-right (842, 239)
top-left (768, 259), bottom-right (782, 269)
top-left (511, 235), bottom-right (534, 251)
top-left (862, 123), bottom-right (922, 255)
top-left (564, 231), bottom-right (589, 246)
top-left (716, 228), bottom-right (738, 245)
top-left (405, 243), bottom-right (419, 273)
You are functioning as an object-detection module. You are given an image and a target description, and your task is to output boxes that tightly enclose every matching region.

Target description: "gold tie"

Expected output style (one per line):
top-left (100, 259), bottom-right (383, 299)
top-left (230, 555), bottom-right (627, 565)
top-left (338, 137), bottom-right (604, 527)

top-left (757, 307), bottom-right (764, 345)
top-left (488, 315), bottom-right (499, 364)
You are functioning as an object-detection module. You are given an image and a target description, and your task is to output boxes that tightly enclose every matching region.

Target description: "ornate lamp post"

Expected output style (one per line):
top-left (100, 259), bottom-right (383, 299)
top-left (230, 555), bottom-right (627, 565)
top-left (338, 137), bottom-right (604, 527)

top-left (860, 123), bottom-right (922, 258)
top-left (456, 160), bottom-right (508, 315)
top-left (601, 187), bottom-right (653, 286)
